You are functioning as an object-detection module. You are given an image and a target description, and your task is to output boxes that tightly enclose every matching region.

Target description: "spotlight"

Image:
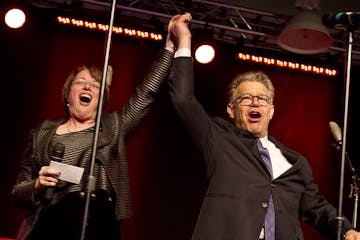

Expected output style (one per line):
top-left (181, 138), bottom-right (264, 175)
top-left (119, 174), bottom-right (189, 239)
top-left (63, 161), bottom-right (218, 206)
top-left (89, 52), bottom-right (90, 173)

top-left (193, 27), bottom-right (216, 64)
top-left (195, 44), bottom-right (215, 64)
top-left (277, 9), bottom-right (333, 54)
top-left (5, 8), bottom-right (26, 29)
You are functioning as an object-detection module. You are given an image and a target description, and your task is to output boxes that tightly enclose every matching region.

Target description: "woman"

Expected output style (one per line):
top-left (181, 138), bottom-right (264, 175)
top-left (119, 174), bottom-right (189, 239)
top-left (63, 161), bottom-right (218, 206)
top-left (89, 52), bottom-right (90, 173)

top-left (12, 16), bottom-right (178, 240)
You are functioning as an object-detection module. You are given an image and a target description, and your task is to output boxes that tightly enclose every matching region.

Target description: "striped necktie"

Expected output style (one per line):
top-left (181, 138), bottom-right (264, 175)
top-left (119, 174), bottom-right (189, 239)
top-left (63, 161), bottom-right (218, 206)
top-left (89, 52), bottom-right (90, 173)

top-left (257, 139), bottom-right (275, 240)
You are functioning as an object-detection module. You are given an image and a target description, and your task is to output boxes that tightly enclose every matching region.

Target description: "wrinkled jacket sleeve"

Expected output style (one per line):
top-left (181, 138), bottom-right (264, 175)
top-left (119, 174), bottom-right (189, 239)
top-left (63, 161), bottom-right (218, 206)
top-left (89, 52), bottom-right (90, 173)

top-left (12, 129), bottom-right (41, 210)
top-left (168, 56), bottom-right (213, 155)
top-left (299, 158), bottom-right (354, 238)
top-left (120, 49), bottom-right (174, 138)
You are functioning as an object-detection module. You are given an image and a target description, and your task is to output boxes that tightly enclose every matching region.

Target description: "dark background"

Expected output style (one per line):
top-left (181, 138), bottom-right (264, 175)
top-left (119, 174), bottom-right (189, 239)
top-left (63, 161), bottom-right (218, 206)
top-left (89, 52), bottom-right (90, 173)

top-left (1, 3), bottom-right (359, 240)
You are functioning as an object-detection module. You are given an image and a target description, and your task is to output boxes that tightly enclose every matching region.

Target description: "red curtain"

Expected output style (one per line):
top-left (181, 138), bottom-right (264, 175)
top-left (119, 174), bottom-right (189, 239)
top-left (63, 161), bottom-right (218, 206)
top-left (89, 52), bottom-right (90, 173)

top-left (1, 8), bottom-right (356, 240)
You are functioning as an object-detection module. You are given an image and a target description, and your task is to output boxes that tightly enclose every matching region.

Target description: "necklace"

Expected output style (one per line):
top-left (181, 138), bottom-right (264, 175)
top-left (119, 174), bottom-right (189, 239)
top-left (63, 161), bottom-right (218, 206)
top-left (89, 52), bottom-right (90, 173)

top-left (66, 121), bottom-right (95, 133)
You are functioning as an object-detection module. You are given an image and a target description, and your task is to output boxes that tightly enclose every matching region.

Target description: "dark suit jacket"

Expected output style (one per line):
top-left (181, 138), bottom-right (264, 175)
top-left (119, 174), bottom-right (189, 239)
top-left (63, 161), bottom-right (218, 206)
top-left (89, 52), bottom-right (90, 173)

top-left (169, 57), bottom-right (353, 240)
top-left (12, 49), bottom-right (173, 240)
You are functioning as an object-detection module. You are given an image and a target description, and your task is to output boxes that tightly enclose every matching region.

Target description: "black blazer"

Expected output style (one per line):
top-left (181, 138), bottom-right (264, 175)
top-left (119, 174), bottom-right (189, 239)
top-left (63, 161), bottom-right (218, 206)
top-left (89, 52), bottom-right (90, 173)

top-left (169, 57), bottom-right (353, 240)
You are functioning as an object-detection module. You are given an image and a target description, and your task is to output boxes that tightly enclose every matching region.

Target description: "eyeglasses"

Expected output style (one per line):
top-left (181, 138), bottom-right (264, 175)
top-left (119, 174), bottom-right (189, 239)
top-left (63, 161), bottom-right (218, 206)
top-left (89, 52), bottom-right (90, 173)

top-left (72, 78), bottom-right (100, 89)
top-left (231, 94), bottom-right (271, 107)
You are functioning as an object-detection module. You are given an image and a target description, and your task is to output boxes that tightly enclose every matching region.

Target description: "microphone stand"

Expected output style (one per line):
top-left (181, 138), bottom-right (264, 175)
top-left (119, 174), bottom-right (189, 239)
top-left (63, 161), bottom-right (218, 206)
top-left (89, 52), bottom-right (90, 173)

top-left (337, 142), bottom-right (360, 227)
top-left (336, 26), bottom-right (355, 240)
top-left (350, 182), bottom-right (359, 228)
top-left (345, 150), bottom-right (359, 228)
top-left (79, 0), bottom-right (117, 239)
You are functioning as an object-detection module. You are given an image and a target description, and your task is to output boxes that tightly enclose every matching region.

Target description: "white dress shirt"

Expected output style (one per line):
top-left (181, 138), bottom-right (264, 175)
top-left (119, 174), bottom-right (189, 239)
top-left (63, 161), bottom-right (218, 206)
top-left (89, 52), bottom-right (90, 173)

top-left (258, 136), bottom-right (292, 179)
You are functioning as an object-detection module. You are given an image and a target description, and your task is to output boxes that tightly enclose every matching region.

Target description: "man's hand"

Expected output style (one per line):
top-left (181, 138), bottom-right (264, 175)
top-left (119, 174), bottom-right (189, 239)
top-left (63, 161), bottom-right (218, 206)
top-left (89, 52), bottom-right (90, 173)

top-left (345, 229), bottom-right (360, 240)
top-left (169, 12), bottom-right (192, 49)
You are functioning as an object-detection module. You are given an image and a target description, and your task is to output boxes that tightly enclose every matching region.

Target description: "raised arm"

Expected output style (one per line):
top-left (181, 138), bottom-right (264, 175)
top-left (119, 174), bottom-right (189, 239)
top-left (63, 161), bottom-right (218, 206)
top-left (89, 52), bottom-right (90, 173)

top-left (168, 13), bottom-right (214, 152)
top-left (119, 18), bottom-right (177, 138)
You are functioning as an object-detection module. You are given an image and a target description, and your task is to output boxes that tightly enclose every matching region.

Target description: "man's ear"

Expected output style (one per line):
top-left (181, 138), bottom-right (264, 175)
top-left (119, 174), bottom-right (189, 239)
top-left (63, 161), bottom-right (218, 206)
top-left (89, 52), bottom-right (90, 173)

top-left (227, 104), bottom-right (235, 119)
top-left (269, 104), bottom-right (274, 120)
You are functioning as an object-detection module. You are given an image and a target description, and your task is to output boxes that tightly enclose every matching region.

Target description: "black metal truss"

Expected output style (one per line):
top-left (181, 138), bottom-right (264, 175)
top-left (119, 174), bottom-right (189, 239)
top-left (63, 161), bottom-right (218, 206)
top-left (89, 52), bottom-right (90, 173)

top-left (27, 0), bottom-right (360, 65)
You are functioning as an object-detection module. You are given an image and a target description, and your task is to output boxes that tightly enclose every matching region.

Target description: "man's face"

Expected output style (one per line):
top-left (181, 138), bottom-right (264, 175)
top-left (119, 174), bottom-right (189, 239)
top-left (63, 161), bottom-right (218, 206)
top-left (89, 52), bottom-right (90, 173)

top-left (227, 80), bottom-right (274, 138)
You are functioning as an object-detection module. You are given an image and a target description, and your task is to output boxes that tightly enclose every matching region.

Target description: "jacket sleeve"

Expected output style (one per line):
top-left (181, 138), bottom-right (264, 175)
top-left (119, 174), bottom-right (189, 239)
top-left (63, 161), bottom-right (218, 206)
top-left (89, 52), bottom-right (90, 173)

top-left (168, 56), bottom-right (214, 154)
top-left (12, 130), bottom-right (41, 210)
top-left (120, 49), bottom-right (174, 139)
top-left (299, 158), bottom-right (354, 238)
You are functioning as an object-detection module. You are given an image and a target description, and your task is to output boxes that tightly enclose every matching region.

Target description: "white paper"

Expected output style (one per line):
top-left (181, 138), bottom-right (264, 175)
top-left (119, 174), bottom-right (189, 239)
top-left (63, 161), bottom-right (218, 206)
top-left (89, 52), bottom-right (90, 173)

top-left (49, 161), bottom-right (84, 184)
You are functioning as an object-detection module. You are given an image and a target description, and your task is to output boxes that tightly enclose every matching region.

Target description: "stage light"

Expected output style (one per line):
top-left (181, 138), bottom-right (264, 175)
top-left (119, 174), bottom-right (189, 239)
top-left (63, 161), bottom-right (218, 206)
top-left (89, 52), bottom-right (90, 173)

top-left (195, 44), bottom-right (215, 64)
top-left (236, 52), bottom-right (337, 77)
top-left (193, 27), bottom-right (216, 64)
top-left (56, 16), bottom-right (163, 41)
top-left (277, 9), bottom-right (333, 54)
top-left (5, 8), bottom-right (26, 29)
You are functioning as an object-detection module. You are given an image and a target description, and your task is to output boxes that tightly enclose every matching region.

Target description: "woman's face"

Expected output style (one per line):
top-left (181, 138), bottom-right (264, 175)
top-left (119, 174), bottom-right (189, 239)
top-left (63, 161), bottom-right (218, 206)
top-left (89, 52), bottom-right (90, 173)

top-left (67, 68), bottom-right (100, 121)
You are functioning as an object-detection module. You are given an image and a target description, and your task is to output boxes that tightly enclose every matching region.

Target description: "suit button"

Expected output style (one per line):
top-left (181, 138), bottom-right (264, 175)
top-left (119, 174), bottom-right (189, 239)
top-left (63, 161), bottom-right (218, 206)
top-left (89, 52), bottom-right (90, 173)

top-left (261, 202), bottom-right (268, 208)
top-left (271, 183), bottom-right (276, 187)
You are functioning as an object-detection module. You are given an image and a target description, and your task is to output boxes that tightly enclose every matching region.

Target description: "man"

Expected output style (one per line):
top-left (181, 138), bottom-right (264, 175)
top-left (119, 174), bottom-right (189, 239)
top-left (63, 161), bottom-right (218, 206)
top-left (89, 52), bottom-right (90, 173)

top-left (168, 13), bottom-right (360, 240)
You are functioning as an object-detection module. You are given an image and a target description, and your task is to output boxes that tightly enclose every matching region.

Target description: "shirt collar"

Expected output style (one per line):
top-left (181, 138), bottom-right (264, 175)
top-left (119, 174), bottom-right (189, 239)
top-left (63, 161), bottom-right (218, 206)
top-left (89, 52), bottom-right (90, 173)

top-left (258, 135), bottom-right (269, 148)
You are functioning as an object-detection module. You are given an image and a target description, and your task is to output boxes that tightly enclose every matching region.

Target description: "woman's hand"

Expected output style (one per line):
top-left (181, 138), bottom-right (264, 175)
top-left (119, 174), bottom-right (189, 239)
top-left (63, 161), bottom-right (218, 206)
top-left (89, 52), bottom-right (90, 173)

top-left (34, 166), bottom-right (61, 193)
top-left (166, 13), bottom-right (192, 52)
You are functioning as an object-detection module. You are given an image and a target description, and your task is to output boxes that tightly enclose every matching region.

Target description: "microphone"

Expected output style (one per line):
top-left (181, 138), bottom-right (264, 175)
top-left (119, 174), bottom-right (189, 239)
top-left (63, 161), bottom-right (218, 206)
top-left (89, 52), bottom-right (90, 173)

top-left (329, 121), bottom-right (342, 150)
top-left (106, 65), bottom-right (113, 86)
top-left (322, 12), bottom-right (360, 27)
top-left (329, 121), bottom-right (358, 176)
top-left (44, 142), bottom-right (65, 201)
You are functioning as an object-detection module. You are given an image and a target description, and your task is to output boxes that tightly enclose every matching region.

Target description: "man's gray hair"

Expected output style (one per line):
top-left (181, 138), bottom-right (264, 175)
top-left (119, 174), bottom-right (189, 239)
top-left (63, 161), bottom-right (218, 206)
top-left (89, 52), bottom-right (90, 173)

top-left (227, 71), bottom-right (275, 104)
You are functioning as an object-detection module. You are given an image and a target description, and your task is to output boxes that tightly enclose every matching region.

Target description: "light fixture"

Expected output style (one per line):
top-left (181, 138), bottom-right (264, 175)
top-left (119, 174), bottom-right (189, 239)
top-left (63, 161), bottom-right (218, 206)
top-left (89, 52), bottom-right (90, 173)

top-left (193, 27), bottom-right (216, 64)
top-left (277, 9), bottom-right (333, 54)
top-left (236, 52), bottom-right (337, 77)
top-left (56, 16), bottom-right (163, 41)
top-left (5, 8), bottom-right (26, 29)
top-left (195, 44), bottom-right (215, 64)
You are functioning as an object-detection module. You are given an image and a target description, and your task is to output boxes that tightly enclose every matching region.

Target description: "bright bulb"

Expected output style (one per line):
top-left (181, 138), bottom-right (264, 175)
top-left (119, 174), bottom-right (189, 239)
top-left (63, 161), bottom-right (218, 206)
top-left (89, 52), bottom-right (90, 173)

top-left (5, 8), bottom-right (26, 29)
top-left (195, 45), bottom-right (215, 64)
